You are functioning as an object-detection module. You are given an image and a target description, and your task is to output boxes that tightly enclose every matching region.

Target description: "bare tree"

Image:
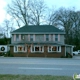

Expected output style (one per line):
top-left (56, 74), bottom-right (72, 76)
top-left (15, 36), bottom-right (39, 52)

top-left (71, 11), bottom-right (80, 37)
top-left (7, 0), bottom-right (29, 27)
top-left (70, 11), bottom-right (80, 48)
top-left (46, 7), bottom-right (57, 26)
top-left (7, 0), bottom-right (47, 26)
top-left (0, 26), bottom-right (5, 38)
top-left (48, 7), bottom-right (80, 46)
top-left (48, 7), bottom-right (74, 44)
top-left (2, 19), bottom-right (15, 38)
top-left (28, 0), bottom-right (47, 25)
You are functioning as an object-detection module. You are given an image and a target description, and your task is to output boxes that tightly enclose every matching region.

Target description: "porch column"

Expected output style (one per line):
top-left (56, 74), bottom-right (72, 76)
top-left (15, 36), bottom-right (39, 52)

top-left (44, 46), bottom-right (47, 57)
top-left (65, 46), bottom-right (66, 56)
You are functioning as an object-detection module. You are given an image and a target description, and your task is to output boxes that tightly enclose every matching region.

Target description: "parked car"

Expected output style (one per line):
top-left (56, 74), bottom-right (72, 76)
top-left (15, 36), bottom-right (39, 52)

top-left (73, 50), bottom-right (80, 55)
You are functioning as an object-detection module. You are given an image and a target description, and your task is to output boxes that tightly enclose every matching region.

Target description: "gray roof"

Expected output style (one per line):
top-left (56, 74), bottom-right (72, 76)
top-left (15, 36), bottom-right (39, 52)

top-left (12, 25), bottom-right (65, 34)
top-left (9, 43), bottom-right (73, 47)
top-left (8, 42), bottom-right (65, 46)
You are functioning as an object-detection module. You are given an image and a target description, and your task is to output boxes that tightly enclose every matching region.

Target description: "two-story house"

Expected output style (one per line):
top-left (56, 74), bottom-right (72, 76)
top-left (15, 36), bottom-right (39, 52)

top-left (10, 25), bottom-right (73, 57)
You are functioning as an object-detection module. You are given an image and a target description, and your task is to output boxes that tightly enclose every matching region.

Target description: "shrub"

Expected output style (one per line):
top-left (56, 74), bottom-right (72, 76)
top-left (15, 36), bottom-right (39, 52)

top-left (4, 51), bottom-right (14, 57)
top-left (66, 52), bottom-right (72, 58)
top-left (61, 56), bottom-right (66, 58)
top-left (61, 52), bottom-right (72, 58)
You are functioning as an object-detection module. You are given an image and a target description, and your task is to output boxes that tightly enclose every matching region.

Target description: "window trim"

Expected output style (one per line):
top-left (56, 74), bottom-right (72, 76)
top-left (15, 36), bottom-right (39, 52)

top-left (14, 45), bottom-right (27, 53)
top-left (55, 34), bottom-right (58, 41)
top-left (46, 34), bottom-right (49, 41)
top-left (48, 46), bottom-right (61, 52)
top-left (30, 34), bottom-right (33, 41)
top-left (31, 45), bottom-right (44, 53)
top-left (16, 34), bottom-right (19, 41)
top-left (13, 34), bottom-right (16, 41)
top-left (21, 34), bottom-right (25, 40)
top-left (30, 34), bottom-right (35, 41)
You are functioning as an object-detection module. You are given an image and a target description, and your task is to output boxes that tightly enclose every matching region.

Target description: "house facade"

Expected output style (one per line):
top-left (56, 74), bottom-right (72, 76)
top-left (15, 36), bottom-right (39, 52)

top-left (10, 25), bottom-right (73, 57)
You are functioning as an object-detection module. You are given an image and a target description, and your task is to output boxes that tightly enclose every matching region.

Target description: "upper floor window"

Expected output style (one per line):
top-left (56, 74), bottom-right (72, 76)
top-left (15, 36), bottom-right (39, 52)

top-left (13, 35), bottom-right (16, 41)
top-left (16, 34), bottom-right (19, 41)
top-left (21, 34), bottom-right (25, 40)
top-left (55, 34), bottom-right (58, 41)
top-left (46, 34), bottom-right (49, 41)
top-left (30, 35), bottom-right (33, 41)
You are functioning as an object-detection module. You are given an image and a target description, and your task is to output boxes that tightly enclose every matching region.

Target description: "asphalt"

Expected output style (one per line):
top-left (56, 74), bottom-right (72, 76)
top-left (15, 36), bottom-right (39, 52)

top-left (0, 55), bottom-right (80, 59)
top-left (0, 56), bottom-right (80, 76)
top-left (73, 56), bottom-right (80, 59)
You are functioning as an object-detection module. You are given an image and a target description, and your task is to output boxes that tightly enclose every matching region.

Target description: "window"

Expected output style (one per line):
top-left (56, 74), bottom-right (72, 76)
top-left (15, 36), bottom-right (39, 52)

top-left (46, 34), bottom-right (49, 41)
top-left (30, 35), bottom-right (33, 41)
top-left (31, 46), bottom-right (44, 53)
top-left (35, 47), bottom-right (39, 51)
top-left (15, 46), bottom-right (17, 51)
top-left (14, 45), bottom-right (27, 52)
top-left (21, 35), bottom-right (25, 40)
top-left (16, 34), bottom-right (19, 41)
top-left (52, 46), bottom-right (57, 51)
top-left (55, 34), bottom-right (58, 41)
top-left (49, 46), bottom-right (51, 51)
top-left (32, 46), bottom-right (34, 51)
top-left (13, 35), bottom-right (16, 41)
top-left (58, 46), bottom-right (61, 52)
top-left (48, 46), bottom-right (61, 52)
top-left (18, 46), bottom-right (22, 51)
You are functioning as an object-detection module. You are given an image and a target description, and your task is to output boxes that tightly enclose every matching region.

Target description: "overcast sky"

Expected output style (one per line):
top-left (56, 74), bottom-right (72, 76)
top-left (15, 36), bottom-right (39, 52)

top-left (0, 0), bottom-right (80, 24)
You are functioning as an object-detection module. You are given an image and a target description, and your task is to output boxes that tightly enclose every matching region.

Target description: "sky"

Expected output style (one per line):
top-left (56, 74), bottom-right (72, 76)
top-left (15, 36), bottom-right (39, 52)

top-left (0, 0), bottom-right (80, 24)
top-left (45, 0), bottom-right (80, 9)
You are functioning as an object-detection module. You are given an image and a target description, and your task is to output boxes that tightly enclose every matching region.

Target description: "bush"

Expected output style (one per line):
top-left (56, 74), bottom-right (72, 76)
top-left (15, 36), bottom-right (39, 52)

top-left (66, 52), bottom-right (72, 58)
top-left (0, 53), bottom-right (4, 56)
top-left (4, 51), bottom-right (14, 57)
top-left (61, 56), bottom-right (66, 58)
top-left (61, 52), bottom-right (72, 58)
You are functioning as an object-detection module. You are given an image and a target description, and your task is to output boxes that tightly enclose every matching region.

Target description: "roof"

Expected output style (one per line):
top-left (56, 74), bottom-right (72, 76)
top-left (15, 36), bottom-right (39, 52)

top-left (8, 42), bottom-right (66, 46)
top-left (9, 43), bottom-right (73, 47)
top-left (9, 43), bottom-right (62, 46)
top-left (11, 25), bottom-right (65, 34)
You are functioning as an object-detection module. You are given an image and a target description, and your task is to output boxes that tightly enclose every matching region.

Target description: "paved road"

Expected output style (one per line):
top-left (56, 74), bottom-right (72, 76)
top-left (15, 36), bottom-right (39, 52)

top-left (0, 57), bottom-right (80, 76)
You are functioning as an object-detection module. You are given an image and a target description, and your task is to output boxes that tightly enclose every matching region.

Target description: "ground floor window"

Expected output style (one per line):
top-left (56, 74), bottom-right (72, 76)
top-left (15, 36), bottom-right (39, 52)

top-left (14, 45), bottom-right (27, 52)
top-left (31, 45), bottom-right (44, 53)
top-left (48, 46), bottom-right (61, 52)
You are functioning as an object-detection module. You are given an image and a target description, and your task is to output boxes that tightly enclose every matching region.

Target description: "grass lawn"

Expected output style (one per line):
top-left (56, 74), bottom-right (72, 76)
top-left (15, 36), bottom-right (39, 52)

top-left (0, 75), bottom-right (73, 80)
